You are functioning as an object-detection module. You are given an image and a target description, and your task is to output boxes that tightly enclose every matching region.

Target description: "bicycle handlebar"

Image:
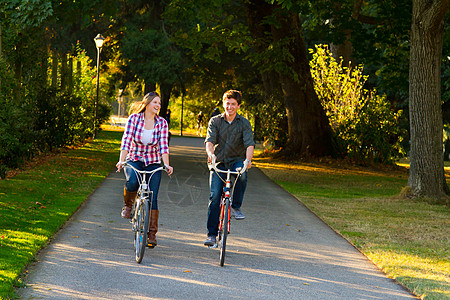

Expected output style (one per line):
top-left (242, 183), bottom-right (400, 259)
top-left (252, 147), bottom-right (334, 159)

top-left (122, 162), bottom-right (166, 175)
top-left (208, 157), bottom-right (249, 175)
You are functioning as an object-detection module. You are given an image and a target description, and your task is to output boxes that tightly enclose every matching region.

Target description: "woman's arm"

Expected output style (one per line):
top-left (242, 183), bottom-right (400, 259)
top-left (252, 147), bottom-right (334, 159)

top-left (161, 153), bottom-right (173, 175)
top-left (116, 150), bottom-right (129, 171)
top-left (159, 117), bottom-right (173, 175)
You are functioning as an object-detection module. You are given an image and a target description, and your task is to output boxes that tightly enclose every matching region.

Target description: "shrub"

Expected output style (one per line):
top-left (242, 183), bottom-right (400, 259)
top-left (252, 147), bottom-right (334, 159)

top-left (0, 60), bottom-right (34, 178)
top-left (255, 95), bottom-right (288, 150)
top-left (309, 44), bottom-right (406, 163)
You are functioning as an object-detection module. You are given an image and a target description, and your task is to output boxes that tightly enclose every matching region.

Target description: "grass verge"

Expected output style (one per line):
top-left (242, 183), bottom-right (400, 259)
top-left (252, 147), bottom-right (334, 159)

top-left (0, 127), bottom-right (123, 299)
top-left (253, 156), bottom-right (449, 300)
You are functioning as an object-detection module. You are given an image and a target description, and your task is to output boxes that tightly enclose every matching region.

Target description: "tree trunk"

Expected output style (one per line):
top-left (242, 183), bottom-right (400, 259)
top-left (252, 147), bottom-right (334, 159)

top-left (159, 83), bottom-right (172, 119)
top-left (245, 1), bottom-right (337, 157)
top-left (245, 0), bottom-right (286, 143)
top-left (0, 23), bottom-right (2, 88)
top-left (144, 82), bottom-right (156, 95)
top-left (76, 59), bottom-right (81, 91)
top-left (271, 8), bottom-right (337, 156)
top-left (51, 50), bottom-right (58, 88)
top-left (40, 45), bottom-right (49, 88)
top-left (60, 52), bottom-right (67, 91)
top-left (68, 55), bottom-right (73, 94)
top-left (408, 0), bottom-right (450, 199)
top-left (14, 37), bottom-right (23, 102)
top-left (330, 30), bottom-right (352, 67)
top-left (245, 0), bottom-right (280, 97)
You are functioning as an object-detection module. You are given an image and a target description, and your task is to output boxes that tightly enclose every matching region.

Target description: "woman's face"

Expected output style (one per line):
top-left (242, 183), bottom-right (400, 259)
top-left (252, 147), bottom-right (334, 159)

top-left (146, 97), bottom-right (161, 115)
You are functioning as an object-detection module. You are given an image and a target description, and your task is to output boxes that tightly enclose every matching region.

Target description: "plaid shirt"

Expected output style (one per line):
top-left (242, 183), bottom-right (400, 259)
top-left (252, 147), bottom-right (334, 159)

top-left (121, 113), bottom-right (169, 165)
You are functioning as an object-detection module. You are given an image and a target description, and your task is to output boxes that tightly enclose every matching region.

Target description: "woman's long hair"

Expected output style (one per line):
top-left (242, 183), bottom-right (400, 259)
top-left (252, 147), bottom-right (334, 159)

top-left (129, 92), bottom-right (160, 115)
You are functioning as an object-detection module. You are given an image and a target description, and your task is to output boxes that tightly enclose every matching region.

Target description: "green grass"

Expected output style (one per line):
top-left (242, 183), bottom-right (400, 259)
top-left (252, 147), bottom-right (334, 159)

top-left (0, 128), bottom-right (123, 299)
top-left (254, 157), bottom-right (450, 300)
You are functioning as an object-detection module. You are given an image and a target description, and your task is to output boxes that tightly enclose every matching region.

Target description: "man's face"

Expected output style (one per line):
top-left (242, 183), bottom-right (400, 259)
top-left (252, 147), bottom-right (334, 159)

top-left (223, 98), bottom-right (240, 118)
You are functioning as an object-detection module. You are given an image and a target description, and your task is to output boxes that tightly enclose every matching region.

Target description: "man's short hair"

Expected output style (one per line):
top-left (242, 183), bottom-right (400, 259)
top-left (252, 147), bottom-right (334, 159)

top-left (222, 90), bottom-right (242, 105)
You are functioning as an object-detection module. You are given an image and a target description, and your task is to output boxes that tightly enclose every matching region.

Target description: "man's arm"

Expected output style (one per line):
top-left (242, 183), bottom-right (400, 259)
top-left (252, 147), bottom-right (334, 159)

top-left (246, 145), bottom-right (254, 169)
top-left (206, 141), bottom-right (215, 163)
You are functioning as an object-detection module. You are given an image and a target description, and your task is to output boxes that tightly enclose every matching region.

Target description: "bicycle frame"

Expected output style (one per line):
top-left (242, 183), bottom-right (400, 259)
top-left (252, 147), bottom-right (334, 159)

top-left (208, 159), bottom-right (248, 266)
top-left (122, 162), bottom-right (165, 263)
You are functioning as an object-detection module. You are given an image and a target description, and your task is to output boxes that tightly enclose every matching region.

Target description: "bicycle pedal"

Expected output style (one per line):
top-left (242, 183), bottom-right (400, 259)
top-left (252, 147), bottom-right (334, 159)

top-left (208, 244), bottom-right (218, 249)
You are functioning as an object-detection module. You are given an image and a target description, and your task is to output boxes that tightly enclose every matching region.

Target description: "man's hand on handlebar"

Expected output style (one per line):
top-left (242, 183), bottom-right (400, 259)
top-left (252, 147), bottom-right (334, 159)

top-left (207, 153), bottom-right (216, 164)
top-left (245, 159), bottom-right (252, 170)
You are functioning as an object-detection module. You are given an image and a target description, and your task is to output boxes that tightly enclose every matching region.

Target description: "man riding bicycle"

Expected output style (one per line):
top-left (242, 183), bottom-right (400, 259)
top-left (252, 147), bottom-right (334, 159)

top-left (204, 90), bottom-right (255, 246)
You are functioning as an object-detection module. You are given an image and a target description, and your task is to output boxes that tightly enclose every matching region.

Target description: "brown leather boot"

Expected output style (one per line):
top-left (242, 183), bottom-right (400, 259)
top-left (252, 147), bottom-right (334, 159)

top-left (147, 210), bottom-right (159, 248)
top-left (121, 187), bottom-right (137, 219)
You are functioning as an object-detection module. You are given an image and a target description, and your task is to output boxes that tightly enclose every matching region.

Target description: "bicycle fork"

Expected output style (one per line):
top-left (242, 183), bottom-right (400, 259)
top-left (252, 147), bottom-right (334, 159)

top-left (219, 178), bottom-right (232, 234)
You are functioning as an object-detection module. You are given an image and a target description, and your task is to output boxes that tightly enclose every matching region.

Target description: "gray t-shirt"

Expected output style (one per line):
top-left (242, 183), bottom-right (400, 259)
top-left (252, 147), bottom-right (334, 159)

top-left (205, 113), bottom-right (255, 168)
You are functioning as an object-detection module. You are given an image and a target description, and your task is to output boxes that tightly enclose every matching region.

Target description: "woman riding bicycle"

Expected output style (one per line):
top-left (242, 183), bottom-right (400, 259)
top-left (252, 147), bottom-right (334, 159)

top-left (116, 91), bottom-right (174, 248)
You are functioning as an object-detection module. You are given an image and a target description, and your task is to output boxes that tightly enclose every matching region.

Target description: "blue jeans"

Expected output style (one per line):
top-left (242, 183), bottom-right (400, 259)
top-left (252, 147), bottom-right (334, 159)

top-left (207, 160), bottom-right (247, 236)
top-left (124, 161), bottom-right (162, 210)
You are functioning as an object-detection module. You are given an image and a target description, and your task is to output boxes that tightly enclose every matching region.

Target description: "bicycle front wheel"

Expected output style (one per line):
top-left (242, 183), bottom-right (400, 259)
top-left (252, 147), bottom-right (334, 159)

top-left (134, 198), bottom-right (150, 263)
top-left (219, 198), bottom-right (230, 267)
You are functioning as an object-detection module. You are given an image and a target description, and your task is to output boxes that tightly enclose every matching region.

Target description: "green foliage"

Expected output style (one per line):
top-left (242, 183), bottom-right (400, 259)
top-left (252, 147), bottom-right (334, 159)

top-left (122, 29), bottom-right (183, 87)
top-left (5, 0), bottom-right (53, 28)
top-left (31, 88), bottom-right (90, 150)
top-left (301, 0), bottom-right (412, 107)
top-left (0, 60), bottom-right (32, 178)
top-left (255, 95), bottom-right (287, 149)
top-left (309, 44), bottom-right (405, 163)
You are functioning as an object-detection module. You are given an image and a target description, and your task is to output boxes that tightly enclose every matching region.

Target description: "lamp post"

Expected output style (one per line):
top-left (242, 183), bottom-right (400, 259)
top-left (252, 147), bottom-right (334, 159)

top-left (118, 88), bottom-right (123, 118)
top-left (93, 33), bottom-right (105, 138)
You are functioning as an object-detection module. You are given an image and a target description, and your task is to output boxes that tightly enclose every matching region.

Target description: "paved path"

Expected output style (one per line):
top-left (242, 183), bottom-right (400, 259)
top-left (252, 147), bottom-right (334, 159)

top-left (17, 137), bottom-right (416, 299)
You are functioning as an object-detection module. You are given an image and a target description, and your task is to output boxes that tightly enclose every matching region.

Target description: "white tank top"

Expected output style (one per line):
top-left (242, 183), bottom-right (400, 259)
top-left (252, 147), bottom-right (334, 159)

top-left (142, 128), bottom-right (155, 145)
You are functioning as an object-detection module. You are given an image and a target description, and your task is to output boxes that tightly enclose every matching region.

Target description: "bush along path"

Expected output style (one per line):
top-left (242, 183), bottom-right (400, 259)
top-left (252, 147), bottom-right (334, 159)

top-left (0, 128), bottom-right (122, 299)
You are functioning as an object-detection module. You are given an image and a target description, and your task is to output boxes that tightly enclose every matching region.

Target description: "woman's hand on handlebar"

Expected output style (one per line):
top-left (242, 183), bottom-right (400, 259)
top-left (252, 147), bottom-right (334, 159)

top-left (116, 161), bottom-right (126, 172)
top-left (164, 164), bottom-right (174, 176)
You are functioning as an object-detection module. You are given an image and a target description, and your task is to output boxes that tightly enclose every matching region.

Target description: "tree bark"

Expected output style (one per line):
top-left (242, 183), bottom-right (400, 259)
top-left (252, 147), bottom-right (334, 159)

top-left (68, 55), bottom-right (73, 94)
top-left (408, 0), bottom-right (450, 199)
top-left (330, 30), bottom-right (352, 67)
top-left (14, 36), bottom-right (23, 102)
top-left (271, 8), bottom-right (337, 156)
top-left (159, 83), bottom-right (172, 119)
top-left (0, 23), bottom-right (2, 88)
top-left (60, 52), bottom-right (67, 91)
top-left (76, 59), bottom-right (81, 91)
top-left (245, 1), bottom-right (280, 97)
top-left (144, 82), bottom-right (156, 95)
top-left (51, 50), bottom-right (58, 88)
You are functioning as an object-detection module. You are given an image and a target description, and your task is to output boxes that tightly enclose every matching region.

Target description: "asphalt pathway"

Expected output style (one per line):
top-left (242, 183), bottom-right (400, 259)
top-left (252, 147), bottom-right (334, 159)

top-left (17, 137), bottom-right (416, 299)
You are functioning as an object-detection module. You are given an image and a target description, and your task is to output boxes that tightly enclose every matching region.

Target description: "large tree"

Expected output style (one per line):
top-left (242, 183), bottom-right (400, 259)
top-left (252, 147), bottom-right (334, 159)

top-left (408, 0), bottom-right (450, 200)
top-left (246, 1), bottom-right (336, 156)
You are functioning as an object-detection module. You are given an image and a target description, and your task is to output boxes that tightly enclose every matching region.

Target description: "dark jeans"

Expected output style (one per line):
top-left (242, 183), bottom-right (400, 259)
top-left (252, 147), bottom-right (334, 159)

top-left (207, 160), bottom-right (247, 236)
top-left (124, 161), bottom-right (162, 210)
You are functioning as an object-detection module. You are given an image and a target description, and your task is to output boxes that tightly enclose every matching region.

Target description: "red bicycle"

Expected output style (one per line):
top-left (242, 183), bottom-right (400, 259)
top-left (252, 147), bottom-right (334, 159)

top-left (208, 158), bottom-right (249, 266)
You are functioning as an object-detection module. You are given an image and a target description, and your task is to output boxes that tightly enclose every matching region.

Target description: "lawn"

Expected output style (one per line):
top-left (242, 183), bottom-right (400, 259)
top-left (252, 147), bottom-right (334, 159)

top-left (253, 156), bottom-right (449, 300)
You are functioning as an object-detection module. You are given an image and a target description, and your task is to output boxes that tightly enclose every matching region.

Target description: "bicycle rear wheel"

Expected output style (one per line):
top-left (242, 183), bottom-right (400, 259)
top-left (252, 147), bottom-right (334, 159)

top-left (219, 198), bottom-right (230, 267)
top-left (134, 198), bottom-right (150, 263)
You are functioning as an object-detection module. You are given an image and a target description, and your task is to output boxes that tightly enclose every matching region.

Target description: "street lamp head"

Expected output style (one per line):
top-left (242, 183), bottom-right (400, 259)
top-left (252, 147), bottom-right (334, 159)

top-left (94, 33), bottom-right (105, 49)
